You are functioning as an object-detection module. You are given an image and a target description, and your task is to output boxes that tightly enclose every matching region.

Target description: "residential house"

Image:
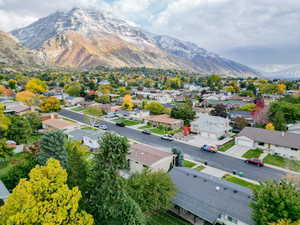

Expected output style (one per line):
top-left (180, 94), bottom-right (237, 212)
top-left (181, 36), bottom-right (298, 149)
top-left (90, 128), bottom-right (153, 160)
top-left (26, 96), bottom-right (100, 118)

top-left (287, 122), bottom-right (300, 134)
top-left (229, 111), bottom-right (253, 123)
top-left (127, 110), bottom-right (150, 121)
top-left (65, 96), bottom-right (85, 106)
top-left (67, 129), bottom-right (106, 149)
top-left (4, 101), bottom-right (31, 115)
top-left (41, 113), bottom-right (59, 121)
top-left (169, 167), bottom-right (253, 225)
top-left (128, 143), bottom-right (174, 173)
top-left (0, 180), bottom-right (9, 200)
top-left (92, 103), bottom-right (122, 114)
top-left (144, 114), bottom-right (184, 129)
top-left (236, 127), bottom-right (300, 159)
top-left (42, 118), bottom-right (79, 131)
top-left (191, 113), bottom-right (231, 139)
top-left (153, 93), bottom-right (173, 104)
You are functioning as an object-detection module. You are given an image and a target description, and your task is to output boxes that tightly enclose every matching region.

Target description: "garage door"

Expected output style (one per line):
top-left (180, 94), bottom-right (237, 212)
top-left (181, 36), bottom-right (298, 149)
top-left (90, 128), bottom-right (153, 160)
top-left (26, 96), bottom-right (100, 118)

top-left (236, 137), bottom-right (253, 147)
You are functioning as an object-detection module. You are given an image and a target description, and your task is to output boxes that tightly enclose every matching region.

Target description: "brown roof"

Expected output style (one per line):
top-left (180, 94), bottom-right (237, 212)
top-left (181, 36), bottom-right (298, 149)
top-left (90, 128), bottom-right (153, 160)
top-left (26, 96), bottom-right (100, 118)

top-left (43, 119), bottom-right (77, 129)
top-left (128, 143), bottom-right (174, 166)
top-left (238, 127), bottom-right (300, 149)
top-left (144, 114), bottom-right (182, 124)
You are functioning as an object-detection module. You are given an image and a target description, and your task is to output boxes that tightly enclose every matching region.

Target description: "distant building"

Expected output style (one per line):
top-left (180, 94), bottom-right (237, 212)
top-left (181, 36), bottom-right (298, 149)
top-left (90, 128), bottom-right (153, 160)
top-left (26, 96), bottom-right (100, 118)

top-left (128, 143), bottom-right (174, 173)
top-left (169, 167), bottom-right (253, 225)
top-left (42, 119), bottom-right (78, 131)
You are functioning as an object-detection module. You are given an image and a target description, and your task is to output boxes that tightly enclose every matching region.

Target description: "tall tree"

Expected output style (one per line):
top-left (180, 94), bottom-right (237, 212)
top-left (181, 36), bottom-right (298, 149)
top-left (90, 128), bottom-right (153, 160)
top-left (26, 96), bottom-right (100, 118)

top-left (272, 111), bottom-right (287, 131)
top-left (23, 112), bottom-right (42, 132)
top-left (145, 101), bottom-right (165, 115)
top-left (250, 180), bottom-right (300, 225)
top-left (126, 169), bottom-right (176, 214)
top-left (7, 115), bottom-right (33, 144)
top-left (171, 103), bottom-right (196, 124)
top-left (172, 147), bottom-right (184, 167)
top-left (122, 94), bottom-right (134, 110)
top-left (87, 133), bottom-right (145, 225)
top-left (210, 104), bottom-right (227, 118)
top-left (25, 78), bottom-right (48, 93)
top-left (0, 159), bottom-right (94, 225)
top-left (37, 130), bottom-right (67, 168)
top-left (40, 96), bottom-right (61, 112)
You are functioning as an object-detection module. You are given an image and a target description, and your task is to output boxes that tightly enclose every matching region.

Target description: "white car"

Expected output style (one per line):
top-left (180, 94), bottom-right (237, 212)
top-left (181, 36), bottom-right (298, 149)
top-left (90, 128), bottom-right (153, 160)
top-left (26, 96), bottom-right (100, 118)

top-left (99, 125), bottom-right (108, 130)
top-left (161, 134), bottom-right (174, 141)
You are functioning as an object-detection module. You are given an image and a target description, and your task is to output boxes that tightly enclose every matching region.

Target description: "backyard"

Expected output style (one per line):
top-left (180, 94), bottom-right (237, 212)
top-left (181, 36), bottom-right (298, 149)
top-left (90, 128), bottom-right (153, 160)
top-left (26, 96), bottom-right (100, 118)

top-left (263, 154), bottom-right (300, 172)
top-left (242, 149), bottom-right (263, 159)
top-left (147, 211), bottom-right (191, 225)
top-left (218, 140), bottom-right (234, 152)
top-left (222, 174), bottom-right (260, 191)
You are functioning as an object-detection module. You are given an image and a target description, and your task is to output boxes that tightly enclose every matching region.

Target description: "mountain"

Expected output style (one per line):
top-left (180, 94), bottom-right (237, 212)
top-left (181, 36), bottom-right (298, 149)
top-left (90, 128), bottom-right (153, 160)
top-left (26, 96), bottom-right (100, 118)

top-left (11, 7), bottom-right (259, 77)
top-left (252, 64), bottom-right (300, 79)
top-left (0, 31), bottom-right (45, 68)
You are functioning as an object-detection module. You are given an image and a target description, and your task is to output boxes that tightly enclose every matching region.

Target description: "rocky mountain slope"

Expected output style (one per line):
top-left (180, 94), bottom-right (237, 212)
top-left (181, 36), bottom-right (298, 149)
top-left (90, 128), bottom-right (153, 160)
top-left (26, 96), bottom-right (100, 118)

top-left (0, 31), bottom-right (45, 68)
top-left (252, 64), bottom-right (300, 79)
top-left (11, 7), bottom-right (259, 77)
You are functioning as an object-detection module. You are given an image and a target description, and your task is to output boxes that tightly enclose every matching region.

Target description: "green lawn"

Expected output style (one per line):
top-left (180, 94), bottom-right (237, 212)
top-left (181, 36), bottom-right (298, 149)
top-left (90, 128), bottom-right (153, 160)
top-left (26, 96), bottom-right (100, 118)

top-left (149, 127), bottom-right (168, 135)
top-left (0, 153), bottom-right (31, 177)
top-left (72, 106), bottom-right (85, 112)
top-left (223, 175), bottom-right (260, 191)
top-left (218, 140), bottom-right (235, 152)
top-left (81, 126), bottom-right (97, 130)
top-left (113, 118), bottom-right (140, 126)
top-left (184, 160), bottom-right (196, 168)
top-left (138, 125), bottom-right (152, 130)
top-left (194, 165), bottom-right (205, 171)
top-left (242, 148), bottom-right (263, 159)
top-left (62, 117), bottom-right (77, 123)
top-left (263, 154), bottom-right (300, 172)
top-left (147, 211), bottom-right (191, 225)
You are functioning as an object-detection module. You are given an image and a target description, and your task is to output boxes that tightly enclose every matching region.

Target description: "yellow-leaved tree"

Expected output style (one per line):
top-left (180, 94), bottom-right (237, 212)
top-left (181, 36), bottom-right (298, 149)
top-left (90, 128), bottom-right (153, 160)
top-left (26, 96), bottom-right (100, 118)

top-left (122, 94), bottom-right (133, 110)
top-left (40, 96), bottom-right (61, 113)
top-left (270, 219), bottom-right (300, 225)
top-left (0, 104), bottom-right (10, 131)
top-left (25, 78), bottom-right (48, 93)
top-left (265, 123), bottom-right (275, 131)
top-left (16, 90), bottom-right (40, 106)
top-left (277, 84), bottom-right (286, 95)
top-left (0, 158), bottom-right (94, 225)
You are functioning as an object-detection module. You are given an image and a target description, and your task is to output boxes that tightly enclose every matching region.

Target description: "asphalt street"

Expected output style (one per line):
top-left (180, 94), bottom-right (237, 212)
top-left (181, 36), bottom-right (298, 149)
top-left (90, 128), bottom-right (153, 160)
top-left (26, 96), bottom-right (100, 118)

top-left (59, 109), bottom-right (288, 181)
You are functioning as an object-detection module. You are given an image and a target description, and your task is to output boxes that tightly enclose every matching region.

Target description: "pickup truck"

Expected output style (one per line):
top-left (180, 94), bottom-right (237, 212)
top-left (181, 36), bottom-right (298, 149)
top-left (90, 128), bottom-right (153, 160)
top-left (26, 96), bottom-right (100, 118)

top-left (200, 145), bottom-right (218, 153)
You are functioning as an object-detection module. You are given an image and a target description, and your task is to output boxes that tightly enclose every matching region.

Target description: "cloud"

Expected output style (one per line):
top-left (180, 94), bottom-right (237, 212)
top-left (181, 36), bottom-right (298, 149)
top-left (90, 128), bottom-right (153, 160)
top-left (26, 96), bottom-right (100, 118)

top-left (0, 0), bottom-right (299, 64)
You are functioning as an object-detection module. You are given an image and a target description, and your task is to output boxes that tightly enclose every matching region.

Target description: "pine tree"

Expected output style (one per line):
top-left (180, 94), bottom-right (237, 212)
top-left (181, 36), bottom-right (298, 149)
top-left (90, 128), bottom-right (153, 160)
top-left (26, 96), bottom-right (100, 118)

top-left (37, 130), bottom-right (67, 168)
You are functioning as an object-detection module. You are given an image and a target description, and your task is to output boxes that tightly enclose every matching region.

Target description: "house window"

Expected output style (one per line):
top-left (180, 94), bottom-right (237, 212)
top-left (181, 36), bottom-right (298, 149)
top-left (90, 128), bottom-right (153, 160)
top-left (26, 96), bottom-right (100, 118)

top-left (227, 216), bottom-right (238, 224)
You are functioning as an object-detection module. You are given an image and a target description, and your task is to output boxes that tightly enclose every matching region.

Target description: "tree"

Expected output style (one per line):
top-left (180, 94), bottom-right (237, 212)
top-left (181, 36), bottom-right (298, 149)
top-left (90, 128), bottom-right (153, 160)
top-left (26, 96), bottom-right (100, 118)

top-left (65, 83), bottom-right (82, 97)
top-left (0, 138), bottom-right (13, 159)
top-left (277, 84), bottom-right (287, 95)
top-left (237, 104), bottom-right (256, 112)
top-left (270, 219), bottom-right (300, 225)
top-left (25, 78), bottom-right (47, 93)
top-left (7, 79), bottom-right (16, 89)
top-left (123, 94), bottom-right (134, 110)
top-left (208, 74), bottom-right (222, 91)
top-left (65, 140), bottom-right (89, 192)
top-left (250, 180), bottom-right (300, 225)
top-left (145, 101), bottom-right (165, 115)
top-left (16, 90), bottom-right (39, 106)
top-left (0, 159), bottom-right (94, 225)
top-left (272, 111), bottom-right (287, 131)
top-left (172, 147), bottom-right (184, 167)
top-left (40, 96), bottom-right (61, 112)
top-left (265, 123), bottom-right (275, 131)
top-left (7, 115), bottom-right (32, 144)
top-left (83, 107), bottom-right (103, 127)
top-left (87, 133), bottom-right (145, 225)
top-left (210, 104), bottom-right (227, 118)
top-left (171, 104), bottom-right (196, 124)
top-left (37, 130), bottom-right (67, 168)
top-left (233, 117), bottom-right (248, 130)
top-left (126, 169), bottom-right (176, 214)
top-left (23, 112), bottom-right (42, 132)
top-left (97, 95), bottom-right (111, 104)
top-left (0, 104), bottom-right (10, 133)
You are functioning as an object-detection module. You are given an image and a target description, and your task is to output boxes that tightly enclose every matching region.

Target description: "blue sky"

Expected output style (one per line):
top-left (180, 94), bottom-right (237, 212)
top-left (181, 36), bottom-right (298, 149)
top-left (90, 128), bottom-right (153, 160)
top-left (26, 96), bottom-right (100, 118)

top-left (0, 0), bottom-right (299, 64)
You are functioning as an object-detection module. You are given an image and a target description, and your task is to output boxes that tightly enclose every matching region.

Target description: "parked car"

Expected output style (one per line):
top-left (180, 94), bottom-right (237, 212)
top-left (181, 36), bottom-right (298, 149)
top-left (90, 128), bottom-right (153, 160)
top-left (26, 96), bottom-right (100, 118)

top-left (200, 145), bottom-right (218, 153)
top-left (99, 125), bottom-right (108, 130)
top-left (244, 158), bottom-right (264, 167)
top-left (116, 122), bottom-right (125, 127)
top-left (161, 134), bottom-right (173, 141)
top-left (142, 130), bottom-right (151, 135)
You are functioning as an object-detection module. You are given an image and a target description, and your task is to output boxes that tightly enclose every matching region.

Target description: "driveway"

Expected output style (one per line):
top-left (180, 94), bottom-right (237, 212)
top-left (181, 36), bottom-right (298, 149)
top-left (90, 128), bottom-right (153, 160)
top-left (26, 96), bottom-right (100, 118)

top-left (226, 145), bottom-right (250, 158)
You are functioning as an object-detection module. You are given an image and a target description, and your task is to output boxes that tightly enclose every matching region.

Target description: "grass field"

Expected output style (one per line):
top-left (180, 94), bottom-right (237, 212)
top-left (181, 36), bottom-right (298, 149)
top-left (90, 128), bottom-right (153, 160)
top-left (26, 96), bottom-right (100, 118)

top-left (81, 126), bottom-right (97, 130)
top-left (147, 211), bottom-right (191, 225)
top-left (242, 149), bottom-right (263, 159)
top-left (138, 125), bottom-right (152, 130)
top-left (218, 140), bottom-right (235, 152)
top-left (113, 118), bottom-right (140, 126)
top-left (223, 175), bottom-right (260, 191)
top-left (184, 160), bottom-right (196, 168)
top-left (263, 154), bottom-right (300, 172)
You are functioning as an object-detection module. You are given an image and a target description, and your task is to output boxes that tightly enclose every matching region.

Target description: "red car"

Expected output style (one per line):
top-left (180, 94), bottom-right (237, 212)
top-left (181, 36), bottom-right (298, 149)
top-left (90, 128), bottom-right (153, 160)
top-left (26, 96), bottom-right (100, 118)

top-left (244, 158), bottom-right (264, 167)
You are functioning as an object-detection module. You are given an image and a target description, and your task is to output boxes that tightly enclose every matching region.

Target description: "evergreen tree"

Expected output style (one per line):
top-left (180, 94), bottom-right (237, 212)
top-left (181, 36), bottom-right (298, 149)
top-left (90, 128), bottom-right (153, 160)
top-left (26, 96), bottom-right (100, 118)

top-left (7, 115), bottom-right (32, 144)
top-left (37, 130), bottom-right (67, 168)
top-left (272, 111), bottom-right (287, 131)
top-left (172, 148), bottom-right (184, 167)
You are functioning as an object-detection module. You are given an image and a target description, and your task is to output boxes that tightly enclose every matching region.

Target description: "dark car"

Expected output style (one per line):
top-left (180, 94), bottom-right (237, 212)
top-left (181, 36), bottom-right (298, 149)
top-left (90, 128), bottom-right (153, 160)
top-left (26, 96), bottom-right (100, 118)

top-left (200, 145), bottom-right (218, 153)
top-left (142, 130), bottom-right (151, 135)
top-left (244, 158), bottom-right (264, 167)
top-left (116, 122), bottom-right (125, 127)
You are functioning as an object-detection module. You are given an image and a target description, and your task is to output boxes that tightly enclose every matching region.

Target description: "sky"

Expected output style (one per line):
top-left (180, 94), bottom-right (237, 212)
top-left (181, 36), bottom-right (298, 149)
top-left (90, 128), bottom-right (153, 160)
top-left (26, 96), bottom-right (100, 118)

top-left (0, 0), bottom-right (299, 65)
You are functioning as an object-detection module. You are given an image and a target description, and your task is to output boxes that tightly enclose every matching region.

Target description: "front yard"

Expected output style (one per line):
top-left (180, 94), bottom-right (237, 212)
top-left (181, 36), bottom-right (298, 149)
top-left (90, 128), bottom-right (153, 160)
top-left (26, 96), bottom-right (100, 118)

top-left (71, 106), bottom-right (85, 112)
top-left (222, 174), bottom-right (260, 191)
top-left (242, 149), bottom-right (263, 159)
top-left (218, 140), bottom-right (234, 152)
top-left (263, 154), bottom-right (300, 172)
top-left (183, 160), bottom-right (196, 168)
top-left (113, 118), bottom-right (140, 126)
top-left (147, 211), bottom-right (191, 225)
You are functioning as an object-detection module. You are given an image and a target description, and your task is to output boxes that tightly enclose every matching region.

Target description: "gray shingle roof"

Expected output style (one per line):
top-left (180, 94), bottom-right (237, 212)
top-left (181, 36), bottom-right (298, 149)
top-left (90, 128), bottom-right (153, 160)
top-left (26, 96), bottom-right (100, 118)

top-left (0, 180), bottom-right (9, 200)
top-left (169, 167), bottom-right (253, 225)
top-left (67, 129), bottom-right (106, 141)
top-left (238, 127), bottom-right (300, 149)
